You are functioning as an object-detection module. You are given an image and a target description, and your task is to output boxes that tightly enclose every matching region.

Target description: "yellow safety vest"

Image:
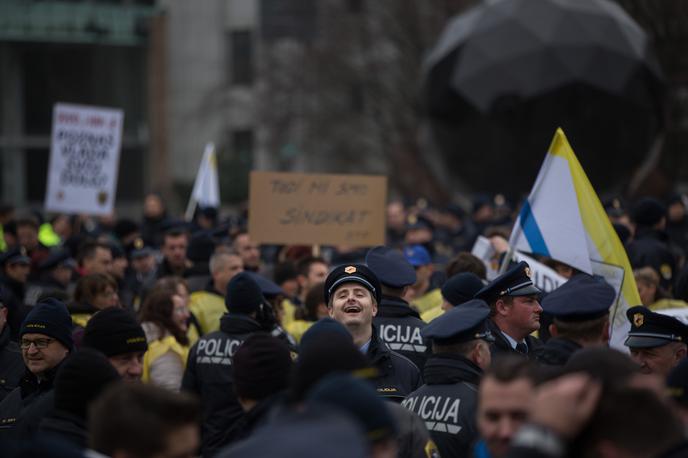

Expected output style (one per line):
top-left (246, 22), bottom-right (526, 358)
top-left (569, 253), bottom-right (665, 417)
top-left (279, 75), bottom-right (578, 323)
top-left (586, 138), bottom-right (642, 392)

top-left (71, 313), bottom-right (92, 329)
top-left (281, 298), bottom-right (298, 328)
top-left (285, 320), bottom-right (314, 343)
top-left (142, 335), bottom-right (189, 383)
top-left (421, 305), bottom-right (444, 323)
top-left (188, 290), bottom-right (226, 335)
top-left (411, 288), bottom-right (443, 314)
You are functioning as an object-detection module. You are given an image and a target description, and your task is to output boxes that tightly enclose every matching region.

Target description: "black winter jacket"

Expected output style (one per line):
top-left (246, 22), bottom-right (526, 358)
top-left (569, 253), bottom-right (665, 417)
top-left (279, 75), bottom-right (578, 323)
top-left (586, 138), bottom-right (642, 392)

top-left (367, 325), bottom-right (422, 401)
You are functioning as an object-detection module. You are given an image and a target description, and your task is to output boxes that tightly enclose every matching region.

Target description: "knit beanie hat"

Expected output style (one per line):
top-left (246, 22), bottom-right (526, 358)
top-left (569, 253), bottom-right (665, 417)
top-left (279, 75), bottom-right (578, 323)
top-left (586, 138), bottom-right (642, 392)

top-left (299, 318), bottom-right (352, 353)
top-left (233, 333), bottom-right (293, 401)
top-left (441, 272), bottom-right (485, 306)
top-left (226, 272), bottom-right (264, 314)
top-left (54, 348), bottom-right (120, 419)
top-left (82, 307), bottom-right (148, 357)
top-left (290, 332), bottom-right (373, 402)
top-left (20, 298), bottom-right (73, 350)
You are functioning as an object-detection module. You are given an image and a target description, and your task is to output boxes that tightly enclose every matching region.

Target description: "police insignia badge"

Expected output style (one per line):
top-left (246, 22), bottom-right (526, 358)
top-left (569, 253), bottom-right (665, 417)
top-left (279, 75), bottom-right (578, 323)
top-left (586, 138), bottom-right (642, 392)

top-left (660, 263), bottom-right (672, 281)
top-left (134, 238), bottom-right (144, 249)
top-left (524, 267), bottom-right (532, 278)
top-left (633, 313), bottom-right (644, 327)
top-left (344, 266), bottom-right (357, 274)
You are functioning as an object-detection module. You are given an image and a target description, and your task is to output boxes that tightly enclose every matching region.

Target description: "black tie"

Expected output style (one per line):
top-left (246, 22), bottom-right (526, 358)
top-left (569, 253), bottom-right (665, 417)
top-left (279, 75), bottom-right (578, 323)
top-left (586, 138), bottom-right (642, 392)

top-left (515, 342), bottom-right (528, 354)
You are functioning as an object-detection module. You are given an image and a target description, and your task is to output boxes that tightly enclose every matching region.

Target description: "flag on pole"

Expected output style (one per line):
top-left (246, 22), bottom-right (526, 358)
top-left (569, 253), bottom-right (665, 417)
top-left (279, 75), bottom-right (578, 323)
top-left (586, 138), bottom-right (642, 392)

top-left (508, 128), bottom-right (641, 350)
top-left (186, 143), bottom-right (220, 220)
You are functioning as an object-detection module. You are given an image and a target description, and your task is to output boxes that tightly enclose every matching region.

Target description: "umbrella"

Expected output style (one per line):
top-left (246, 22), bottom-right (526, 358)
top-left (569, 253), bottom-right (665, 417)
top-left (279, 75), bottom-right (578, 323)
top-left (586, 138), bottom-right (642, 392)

top-left (423, 0), bottom-right (665, 196)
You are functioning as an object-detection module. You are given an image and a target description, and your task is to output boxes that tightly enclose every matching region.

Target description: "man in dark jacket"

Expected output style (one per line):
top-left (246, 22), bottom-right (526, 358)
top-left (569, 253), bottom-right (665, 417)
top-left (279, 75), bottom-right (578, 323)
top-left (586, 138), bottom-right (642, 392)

top-left (475, 261), bottom-right (543, 360)
top-left (626, 197), bottom-right (677, 291)
top-left (0, 247), bottom-right (31, 339)
top-left (402, 299), bottom-right (493, 458)
top-left (217, 333), bottom-right (292, 448)
top-left (367, 246), bottom-right (428, 370)
top-left (538, 274), bottom-right (614, 366)
top-left (0, 298), bottom-right (72, 439)
top-left (0, 295), bottom-right (23, 402)
top-left (182, 272), bottom-right (266, 457)
top-left (324, 264), bottom-right (422, 401)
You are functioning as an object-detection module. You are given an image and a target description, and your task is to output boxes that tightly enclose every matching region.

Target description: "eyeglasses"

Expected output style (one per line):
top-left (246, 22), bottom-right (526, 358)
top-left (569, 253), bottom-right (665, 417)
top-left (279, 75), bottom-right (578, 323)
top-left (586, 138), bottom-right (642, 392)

top-left (20, 338), bottom-right (54, 349)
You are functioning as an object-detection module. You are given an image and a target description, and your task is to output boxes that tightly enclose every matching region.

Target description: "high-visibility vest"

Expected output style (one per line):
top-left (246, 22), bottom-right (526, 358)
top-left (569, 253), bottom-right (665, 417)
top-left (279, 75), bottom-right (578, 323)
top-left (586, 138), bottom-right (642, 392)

top-left (142, 335), bottom-right (189, 384)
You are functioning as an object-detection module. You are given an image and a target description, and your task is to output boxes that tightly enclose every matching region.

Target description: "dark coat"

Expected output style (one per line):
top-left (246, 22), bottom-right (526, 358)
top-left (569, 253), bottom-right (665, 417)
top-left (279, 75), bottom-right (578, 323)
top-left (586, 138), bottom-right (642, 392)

top-left (181, 313), bottom-right (263, 458)
top-left (367, 325), bottom-right (422, 402)
top-left (38, 409), bottom-right (87, 448)
top-left (0, 363), bottom-right (61, 440)
top-left (0, 275), bottom-right (28, 340)
top-left (218, 392), bottom-right (285, 448)
top-left (0, 326), bottom-right (23, 403)
top-left (374, 295), bottom-right (429, 370)
top-left (536, 337), bottom-right (582, 366)
top-left (487, 319), bottom-right (543, 361)
top-left (402, 353), bottom-right (482, 458)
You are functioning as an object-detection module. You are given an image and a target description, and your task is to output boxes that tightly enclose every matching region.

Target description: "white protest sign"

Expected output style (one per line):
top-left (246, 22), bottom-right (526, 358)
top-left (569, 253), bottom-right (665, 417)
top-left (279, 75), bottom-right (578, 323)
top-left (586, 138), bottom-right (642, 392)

top-left (471, 236), bottom-right (567, 292)
top-left (45, 103), bottom-right (124, 215)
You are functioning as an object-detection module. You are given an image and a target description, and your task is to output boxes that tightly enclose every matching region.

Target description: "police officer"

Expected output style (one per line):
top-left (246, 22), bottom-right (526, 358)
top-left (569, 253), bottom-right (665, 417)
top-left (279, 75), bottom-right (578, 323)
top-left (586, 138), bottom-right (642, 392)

top-left (182, 272), bottom-right (266, 457)
top-left (367, 246), bottom-right (428, 370)
top-left (624, 305), bottom-right (688, 377)
top-left (324, 264), bottom-right (421, 401)
top-left (402, 299), bottom-right (493, 458)
top-left (24, 250), bottom-right (75, 306)
top-left (475, 261), bottom-right (543, 359)
top-left (0, 294), bottom-right (23, 403)
top-left (538, 274), bottom-right (615, 365)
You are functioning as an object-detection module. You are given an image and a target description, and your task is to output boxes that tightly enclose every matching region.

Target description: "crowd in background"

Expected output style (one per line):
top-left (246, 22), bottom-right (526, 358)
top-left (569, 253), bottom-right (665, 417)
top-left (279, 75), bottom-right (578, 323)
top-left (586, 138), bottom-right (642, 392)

top-left (1, 189), bottom-right (688, 457)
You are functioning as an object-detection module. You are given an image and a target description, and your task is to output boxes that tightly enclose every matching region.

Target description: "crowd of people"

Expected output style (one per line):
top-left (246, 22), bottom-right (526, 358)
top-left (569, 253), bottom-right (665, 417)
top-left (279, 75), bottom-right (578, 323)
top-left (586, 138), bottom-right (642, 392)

top-left (1, 190), bottom-right (688, 457)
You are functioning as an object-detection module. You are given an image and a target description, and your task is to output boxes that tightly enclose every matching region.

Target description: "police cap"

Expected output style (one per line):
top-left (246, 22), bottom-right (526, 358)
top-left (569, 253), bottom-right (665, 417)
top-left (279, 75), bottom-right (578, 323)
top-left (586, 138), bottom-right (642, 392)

top-left (39, 249), bottom-right (76, 271)
top-left (244, 271), bottom-right (285, 298)
top-left (365, 246), bottom-right (416, 288)
top-left (403, 244), bottom-right (431, 267)
top-left (475, 261), bottom-right (541, 303)
top-left (324, 264), bottom-right (381, 304)
top-left (422, 299), bottom-right (494, 345)
top-left (0, 246), bottom-right (31, 266)
top-left (624, 306), bottom-right (688, 349)
top-left (441, 272), bottom-right (485, 306)
top-left (542, 274), bottom-right (615, 321)
top-left (128, 237), bottom-right (154, 259)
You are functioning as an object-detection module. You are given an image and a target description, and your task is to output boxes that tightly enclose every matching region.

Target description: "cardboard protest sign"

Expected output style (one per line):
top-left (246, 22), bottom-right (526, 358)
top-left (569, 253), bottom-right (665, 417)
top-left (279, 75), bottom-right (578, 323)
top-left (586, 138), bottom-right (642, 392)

top-left (248, 171), bottom-right (387, 246)
top-left (45, 103), bottom-right (124, 215)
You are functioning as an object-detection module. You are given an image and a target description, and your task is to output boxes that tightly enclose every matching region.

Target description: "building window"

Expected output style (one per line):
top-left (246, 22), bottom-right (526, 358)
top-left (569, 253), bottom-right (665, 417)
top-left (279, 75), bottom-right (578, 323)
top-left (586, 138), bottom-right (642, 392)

top-left (230, 30), bottom-right (253, 86)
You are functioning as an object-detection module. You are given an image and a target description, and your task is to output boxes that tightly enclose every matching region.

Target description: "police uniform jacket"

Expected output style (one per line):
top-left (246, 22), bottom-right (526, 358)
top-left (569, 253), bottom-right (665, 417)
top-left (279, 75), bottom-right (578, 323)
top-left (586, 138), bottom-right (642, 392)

top-left (0, 363), bottom-right (61, 439)
top-left (536, 337), bottom-right (581, 366)
top-left (402, 353), bottom-right (482, 458)
top-left (367, 325), bottom-right (422, 401)
top-left (374, 295), bottom-right (429, 370)
top-left (487, 319), bottom-right (543, 361)
top-left (0, 326), bottom-right (23, 403)
top-left (181, 312), bottom-right (263, 457)
top-left (0, 275), bottom-right (27, 340)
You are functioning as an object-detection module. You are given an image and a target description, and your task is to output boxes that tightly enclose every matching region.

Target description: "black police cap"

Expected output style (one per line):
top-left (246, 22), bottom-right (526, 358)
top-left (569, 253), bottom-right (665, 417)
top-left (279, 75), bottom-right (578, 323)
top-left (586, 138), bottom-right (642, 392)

top-left (245, 271), bottom-right (285, 298)
top-left (0, 246), bottom-right (31, 266)
top-left (631, 197), bottom-right (666, 227)
top-left (38, 249), bottom-right (76, 271)
top-left (474, 261), bottom-right (541, 303)
top-left (422, 299), bottom-right (494, 345)
top-left (542, 274), bottom-right (615, 321)
top-left (441, 272), bottom-right (485, 306)
top-left (624, 306), bottom-right (688, 349)
top-left (128, 237), bottom-right (154, 259)
top-left (324, 264), bottom-right (381, 305)
top-left (365, 246), bottom-right (416, 288)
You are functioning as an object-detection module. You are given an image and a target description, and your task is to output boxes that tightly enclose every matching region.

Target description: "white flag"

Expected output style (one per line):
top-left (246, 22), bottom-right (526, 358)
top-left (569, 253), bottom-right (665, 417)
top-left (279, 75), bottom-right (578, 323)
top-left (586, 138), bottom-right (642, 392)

top-left (509, 129), bottom-right (641, 350)
top-left (190, 143), bottom-right (220, 209)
